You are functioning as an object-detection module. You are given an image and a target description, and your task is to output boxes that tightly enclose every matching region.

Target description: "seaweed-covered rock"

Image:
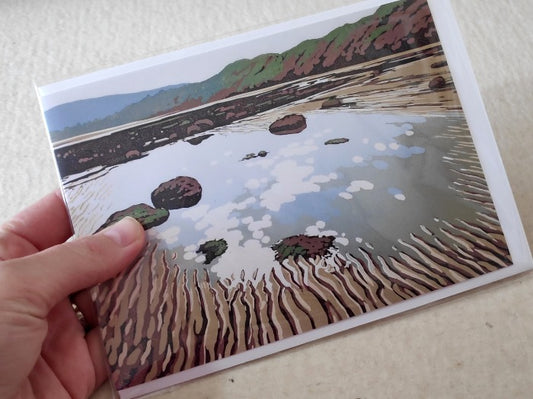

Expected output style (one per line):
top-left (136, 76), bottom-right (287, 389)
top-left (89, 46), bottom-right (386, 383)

top-left (272, 235), bottom-right (335, 263)
top-left (269, 114), bottom-right (307, 135)
top-left (197, 239), bottom-right (228, 264)
top-left (325, 138), bottom-right (349, 145)
top-left (428, 76), bottom-right (446, 90)
top-left (96, 203), bottom-right (169, 232)
top-left (186, 133), bottom-right (214, 145)
top-left (241, 150), bottom-right (269, 161)
top-left (430, 61), bottom-right (448, 69)
top-left (151, 176), bottom-right (202, 210)
top-left (241, 153), bottom-right (256, 161)
top-left (321, 97), bottom-right (342, 109)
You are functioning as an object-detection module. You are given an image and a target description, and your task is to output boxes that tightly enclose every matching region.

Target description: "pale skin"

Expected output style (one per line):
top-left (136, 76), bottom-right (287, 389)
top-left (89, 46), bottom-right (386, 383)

top-left (0, 191), bottom-right (146, 399)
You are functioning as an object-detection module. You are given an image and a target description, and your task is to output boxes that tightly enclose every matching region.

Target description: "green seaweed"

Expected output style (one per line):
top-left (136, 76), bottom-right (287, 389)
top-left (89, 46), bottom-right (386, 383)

top-left (198, 239), bottom-right (228, 264)
top-left (96, 203), bottom-right (169, 232)
top-left (272, 242), bottom-right (308, 262)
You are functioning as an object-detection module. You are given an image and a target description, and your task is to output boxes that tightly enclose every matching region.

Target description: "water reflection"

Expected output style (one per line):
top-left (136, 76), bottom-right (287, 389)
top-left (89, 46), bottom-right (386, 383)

top-left (65, 110), bottom-right (475, 282)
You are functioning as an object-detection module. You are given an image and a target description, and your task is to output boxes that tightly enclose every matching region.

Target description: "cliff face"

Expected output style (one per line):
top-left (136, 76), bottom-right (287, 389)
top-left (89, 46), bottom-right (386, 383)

top-left (53, 0), bottom-right (442, 177)
top-left (163, 0), bottom-right (437, 112)
top-left (204, 0), bottom-right (437, 102)
top-left (52, 0), bottom-right (437, 139)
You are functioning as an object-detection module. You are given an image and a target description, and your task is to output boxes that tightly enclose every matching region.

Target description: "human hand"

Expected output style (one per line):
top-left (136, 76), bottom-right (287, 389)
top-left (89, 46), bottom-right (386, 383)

top-left (0, 191), bottom-right (146, 399)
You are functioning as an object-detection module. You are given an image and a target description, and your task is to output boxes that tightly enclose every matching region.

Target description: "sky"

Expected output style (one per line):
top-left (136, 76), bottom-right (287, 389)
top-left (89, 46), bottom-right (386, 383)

top-left (38, 1), bottom-right (382, 111)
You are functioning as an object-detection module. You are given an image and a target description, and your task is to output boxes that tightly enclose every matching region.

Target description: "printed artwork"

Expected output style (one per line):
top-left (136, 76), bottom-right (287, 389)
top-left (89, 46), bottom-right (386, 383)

top-left (39, 0), bottom-right (520, 395)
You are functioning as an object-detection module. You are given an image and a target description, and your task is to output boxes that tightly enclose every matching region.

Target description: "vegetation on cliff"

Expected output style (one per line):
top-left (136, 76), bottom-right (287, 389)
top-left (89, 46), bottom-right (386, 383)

top-left (51, 0), bottom-right (437, 140)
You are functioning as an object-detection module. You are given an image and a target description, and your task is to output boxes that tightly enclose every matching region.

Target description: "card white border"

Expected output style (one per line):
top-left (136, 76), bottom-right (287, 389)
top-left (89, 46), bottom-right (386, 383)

top-left (37, 0), bottom-right (533, 397)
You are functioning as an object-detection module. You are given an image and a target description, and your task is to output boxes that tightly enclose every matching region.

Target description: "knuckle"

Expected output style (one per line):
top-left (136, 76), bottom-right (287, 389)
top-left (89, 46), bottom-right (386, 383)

top-left (0, 260), bottom-right (24, 300)
top-left (75, 235), bottom-right (110, 262)
top-left (0, 224), bottom-right (37, 260)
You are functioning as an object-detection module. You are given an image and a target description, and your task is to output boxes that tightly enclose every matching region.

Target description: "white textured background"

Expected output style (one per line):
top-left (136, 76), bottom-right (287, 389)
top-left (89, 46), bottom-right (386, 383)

top-left (1, 1), bottom-right (532, 398)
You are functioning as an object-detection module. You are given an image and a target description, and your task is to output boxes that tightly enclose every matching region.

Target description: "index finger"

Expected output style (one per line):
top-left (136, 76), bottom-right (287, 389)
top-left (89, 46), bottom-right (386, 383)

top-left (0, 190), bottom-right (73, 260)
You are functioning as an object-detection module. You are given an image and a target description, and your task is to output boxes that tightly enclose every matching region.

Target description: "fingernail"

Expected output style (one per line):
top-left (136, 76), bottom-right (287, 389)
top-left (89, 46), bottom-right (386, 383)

top-left (101, 217), bottom-right (143, 246)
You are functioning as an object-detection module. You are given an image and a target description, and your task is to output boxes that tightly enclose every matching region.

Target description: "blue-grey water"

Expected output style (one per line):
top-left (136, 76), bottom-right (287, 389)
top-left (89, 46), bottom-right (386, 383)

top-left (64, 109), bottom-right (477, 283)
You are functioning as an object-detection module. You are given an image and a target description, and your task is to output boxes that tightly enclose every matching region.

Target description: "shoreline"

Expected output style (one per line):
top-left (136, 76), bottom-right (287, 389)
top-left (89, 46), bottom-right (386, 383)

top-left (54, 43), bottom-right (461, 177)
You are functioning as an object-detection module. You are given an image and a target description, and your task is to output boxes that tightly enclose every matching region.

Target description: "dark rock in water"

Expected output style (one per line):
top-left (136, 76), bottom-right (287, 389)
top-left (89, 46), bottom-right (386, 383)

top-left (241, 153), bottom-right (256, 161)
top-left (321, 97), bottom-right (342, 109)
top-left (429, 76), bottom-right (446, 90)
top-left (369, 68), bottom-right (382, 78)
top-left (325, 138), bottom-right (349, 145)
top-left (272, 234), bottom-right (335, 263)
top-left (186, 134), bottom-right (214, 145)
top-left (186, 118), bottom-right (215, 135)
top-left (430, 61), bottom-right (448, 69)
top-left (197, 239), bottom-right (228, 264)
top-left (96, 203), bottom-right (169, 232)
top-left (125, 150), bottom-right (141, 159)
top-left (269, 114), bottom-right (307, 135)
top-left (241, 150), bottom-right (268, 161)
top-left (151, 176), bottom-right (202, 210)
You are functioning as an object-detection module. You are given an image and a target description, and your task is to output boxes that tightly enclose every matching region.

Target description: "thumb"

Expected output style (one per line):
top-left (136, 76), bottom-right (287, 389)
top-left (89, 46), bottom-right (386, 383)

top-left (0, 217), bottom-right (146, 317)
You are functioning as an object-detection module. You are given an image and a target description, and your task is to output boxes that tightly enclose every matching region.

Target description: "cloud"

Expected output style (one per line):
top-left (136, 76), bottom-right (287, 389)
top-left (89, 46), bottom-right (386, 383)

top-left (184, 197), bottom-right (257, 251)
top-left (149, 225), bottom-right (181, 245)
top-left (248, 214), bottom-right (272, 233)
top-left (374, 142), bottom-right (387, 151)
top-left (181, 204), bottom-right (210, 221)
top-left (245, 178), bottom-right (261, 190)
top-left (339, 192), bottom-right (353, 200)
top-left (388, 187), bottom-right (406, 201)
top-left (339, 180), bottom-right (374, 200)
top-left (279, 140), bottom-right (318, 157)
top-left (347, 180), bottom-right (374, 192)
top-left (211, 239), bottom-right (277, 285)
top-left (247, 214), bottom-right (273, 241)
top-left (305, 220), bottom-right (338, 238)
top-left (260, 160), bottom-right (317, 211)
top-left (311, 172), bottom-right (338, 184)
top-left (259, 160), bottom-right (336, 212)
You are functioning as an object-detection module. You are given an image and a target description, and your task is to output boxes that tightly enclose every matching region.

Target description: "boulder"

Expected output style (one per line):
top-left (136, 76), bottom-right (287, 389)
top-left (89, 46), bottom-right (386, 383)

top-left (430, 61), bottom-right (448, 69)
top-left (269, 114), bottom-right (307, 135)
top-left (197, 239), bottom-right (228, 264)
top-left (321, 97), bottom-right (342, 109)
top-left (186, 118), bottom-right (214, 135)
top-left (272, 234), bottom-right (335, 263)
top-left (96, 203), bottom-right (169, 232)
top-left (325, 138), bottom-right (349, 145)
top-left (428, 76), bottom-right (446, 90)
top-left (369, 68), bottom-right (382, 78)
top-left (241, 150), bottom-right (268, 161)
top-left (151, 176), bottom-right (202, 210)
top-left (241, 153), bottom-right (256, 161)
top-left (125, 149), bottom-right (141, 159)
top-left (186, 133), bottom-right (213, 145)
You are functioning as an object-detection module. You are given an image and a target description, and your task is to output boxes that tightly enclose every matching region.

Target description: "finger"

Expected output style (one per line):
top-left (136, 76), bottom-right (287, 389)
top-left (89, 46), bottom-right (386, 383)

top-left (0, 190), bottom-right (72, 260)
top-left (72, 289), bottom-right (99, 328)
top-left (86, 328), bottom-right (111, 390)
top-left (0, 217), bottom-right (146, 318)
top-left (42, 299), bottom-right (99, 399)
